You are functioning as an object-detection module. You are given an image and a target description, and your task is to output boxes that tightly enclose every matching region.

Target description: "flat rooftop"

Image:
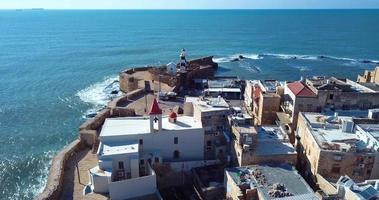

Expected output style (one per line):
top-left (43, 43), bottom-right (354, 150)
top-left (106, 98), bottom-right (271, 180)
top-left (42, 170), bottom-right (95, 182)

top-left (306, 76), bottom-right (377, 93)
top-left (226, 164), bottom-right (318, 200)
top-left (261, 80), bottom-right (279, 93)
top-left (258, 126), bottom-right (288, 141)
top-left (100, 142), bottom-right (139, 157)
top-left (208, 79), bottom-right (239, 88)
top-left (185, 96), bottom-right (229, 112)
top-left (357, 123), bottom-right (379, 140)
top-left (100, 116), bottom-right (202, 138)
top-left (302, 112), bottom-right (377, 152)
top-left (205, 88), bottom-right (241, 93)
top-left (234, 125), bottom-right (296, 156)
top-left (257, 126), bottom-right (295, 156)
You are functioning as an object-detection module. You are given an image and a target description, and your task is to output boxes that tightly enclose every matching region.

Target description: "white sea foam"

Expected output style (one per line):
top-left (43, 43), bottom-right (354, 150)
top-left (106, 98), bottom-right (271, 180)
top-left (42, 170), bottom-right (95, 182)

top-left (212, 53), bottom-right (262, 63)
top-left (76, 76), bottom-right (121, 117)
top-left (261, 53), bottom-right (319, 60)
top-left (293, 66), bottom-right (310, 71)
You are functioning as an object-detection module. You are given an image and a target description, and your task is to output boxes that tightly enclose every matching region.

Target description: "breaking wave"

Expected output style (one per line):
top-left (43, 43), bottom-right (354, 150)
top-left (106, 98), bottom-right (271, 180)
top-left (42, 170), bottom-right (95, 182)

top-left (213, 53), bottom-right (262, 63)
top-left (76, 76), bottom-right (122, 118)
top-left (293, 66), bottom-right (311, 72)
top-left (213, 52), bottom-right (379, 64)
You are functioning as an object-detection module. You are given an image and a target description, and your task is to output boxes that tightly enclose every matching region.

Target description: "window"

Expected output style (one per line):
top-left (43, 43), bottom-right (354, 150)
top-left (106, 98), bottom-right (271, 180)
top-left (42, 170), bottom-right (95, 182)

top-left (173, 150), bottom-right (180, 159)
top-left (219, 149), bottom-right (223, 154)
top-left (207, 141), bottom-right (212, 147)
top-left (329, 94), bottom-right (334, 100)
top-left (118, 161), bottom-right (124, 170)
top-left (154, 157), bottom-right (159, 163)
top-left (174, 137), bottom-right (178, 144)
top-left (331, 164), bottom-right (340, 174)
top-left (140, 159), bottom-right (145, 165)
top-left (333, 155), bottom-right (342, 161)
top-left (139, 139), bottom-right (143, 145)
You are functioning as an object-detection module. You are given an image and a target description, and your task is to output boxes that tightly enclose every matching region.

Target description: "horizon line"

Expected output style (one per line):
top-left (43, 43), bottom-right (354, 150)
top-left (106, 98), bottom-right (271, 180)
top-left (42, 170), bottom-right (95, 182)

top-left (1, 8), bottom-right (379, 10)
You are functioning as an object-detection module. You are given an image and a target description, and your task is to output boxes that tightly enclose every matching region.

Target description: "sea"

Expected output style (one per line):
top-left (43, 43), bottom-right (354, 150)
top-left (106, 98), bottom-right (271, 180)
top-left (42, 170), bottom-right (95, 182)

top-left (0, 9), bottom-right (379, 199)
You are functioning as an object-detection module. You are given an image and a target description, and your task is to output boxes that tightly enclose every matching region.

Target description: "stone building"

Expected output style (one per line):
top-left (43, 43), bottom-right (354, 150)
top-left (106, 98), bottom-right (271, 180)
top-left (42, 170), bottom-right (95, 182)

top-left (230, 122), bottom-right (296, 167)
top-left (357, 66), bottom-right (379, 84)
top-left (244, 80), bottom-right (281, 125)
top-left (224, 164), bottom-right (319, 200)
top-left (296, 112), bottom-right (379, 185)
top-left (185, 96), bottom-right (230, 160)
top-left (281, 81), bottom-right (319, 129)
top-left (305, 76), bottom-right (379, 110)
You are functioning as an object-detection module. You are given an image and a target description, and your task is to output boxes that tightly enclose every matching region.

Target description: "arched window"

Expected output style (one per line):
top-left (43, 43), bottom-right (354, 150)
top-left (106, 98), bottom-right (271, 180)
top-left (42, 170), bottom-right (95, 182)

top-left (173, 150), bottom-right (180, 159)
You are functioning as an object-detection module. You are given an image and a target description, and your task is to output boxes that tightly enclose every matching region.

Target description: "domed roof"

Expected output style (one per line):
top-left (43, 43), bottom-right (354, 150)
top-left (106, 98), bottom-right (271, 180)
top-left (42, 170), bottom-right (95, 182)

top-left (169, 111), bottom-right (177, 119)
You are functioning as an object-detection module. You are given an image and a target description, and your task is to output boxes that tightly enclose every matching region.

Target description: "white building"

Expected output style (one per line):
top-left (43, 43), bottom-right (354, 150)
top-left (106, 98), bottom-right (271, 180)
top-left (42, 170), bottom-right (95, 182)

top-left (336, 176), bottom-right (379, 200)
top-left (166, 62), bottom-right (177, 76)
top-left (89, 99), bottom-right (204, 200)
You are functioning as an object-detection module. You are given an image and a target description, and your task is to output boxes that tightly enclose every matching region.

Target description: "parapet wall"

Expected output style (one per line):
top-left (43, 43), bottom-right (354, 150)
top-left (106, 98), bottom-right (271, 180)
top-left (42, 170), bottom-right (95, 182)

top-left (34, 139), bottom-right (82, 200)
top-left (36, 89), bottom-right (139, 199)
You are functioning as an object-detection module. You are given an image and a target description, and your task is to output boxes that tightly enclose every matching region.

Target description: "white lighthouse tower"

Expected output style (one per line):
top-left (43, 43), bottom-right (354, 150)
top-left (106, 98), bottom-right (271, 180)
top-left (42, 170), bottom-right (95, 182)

top-left (179, 49), bottom-right (188, 72)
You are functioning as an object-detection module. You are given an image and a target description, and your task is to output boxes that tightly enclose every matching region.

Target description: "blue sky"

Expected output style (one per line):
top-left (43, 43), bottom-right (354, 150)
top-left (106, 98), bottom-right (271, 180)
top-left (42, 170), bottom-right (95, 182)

top-left (1, 0), bottom-right (379, 9)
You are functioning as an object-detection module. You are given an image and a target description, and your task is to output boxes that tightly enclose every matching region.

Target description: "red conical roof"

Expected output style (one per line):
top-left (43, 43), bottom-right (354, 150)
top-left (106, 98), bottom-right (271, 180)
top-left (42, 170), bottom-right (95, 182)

top-left (149, 98), bottom-right (162, 115)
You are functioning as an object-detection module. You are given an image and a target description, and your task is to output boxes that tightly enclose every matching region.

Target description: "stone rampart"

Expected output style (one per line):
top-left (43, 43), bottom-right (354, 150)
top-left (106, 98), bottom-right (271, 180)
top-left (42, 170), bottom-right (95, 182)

top-left (34, 139), bottom-right (82, 200)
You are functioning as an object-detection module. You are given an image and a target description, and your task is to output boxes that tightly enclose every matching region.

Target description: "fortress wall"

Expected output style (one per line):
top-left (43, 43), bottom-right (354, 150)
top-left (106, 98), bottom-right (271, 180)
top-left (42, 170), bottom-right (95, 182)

top-left (34, 139), bottom-right (82, 200)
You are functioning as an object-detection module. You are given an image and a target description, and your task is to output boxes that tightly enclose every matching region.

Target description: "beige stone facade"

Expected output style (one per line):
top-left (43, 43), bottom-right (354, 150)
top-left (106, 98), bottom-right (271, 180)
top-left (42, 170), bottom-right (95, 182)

top-left (296, 112), bottom-right (379, 184)
top-left (245, 80), bottom-right (281, 126)
top-left (186, 96), bottom-right (230, 159)
top-left (306, 77), bottom-right (379, 110)
top-left (230, 123), bottom-right (296, 167)
top-left (357, 66), bottom-right (379, 84)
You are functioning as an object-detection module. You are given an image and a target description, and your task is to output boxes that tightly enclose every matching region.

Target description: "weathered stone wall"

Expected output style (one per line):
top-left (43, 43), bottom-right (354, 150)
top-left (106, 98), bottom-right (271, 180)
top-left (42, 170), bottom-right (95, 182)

top-left (119, 73), bottom-right (138, 93)
top-left (296, 112), bottom-right (377, 184)
top-left (79, 108), bottom-right (111, 131)
top-left (315, 174), bottom-right (338, 196)
top-left (34, 139), bottom-right (82, 200)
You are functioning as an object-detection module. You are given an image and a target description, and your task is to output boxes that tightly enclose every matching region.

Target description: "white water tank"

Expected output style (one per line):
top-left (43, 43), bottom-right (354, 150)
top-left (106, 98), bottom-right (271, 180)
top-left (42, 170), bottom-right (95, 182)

top-left (166, 62), bottom-right (177, 76)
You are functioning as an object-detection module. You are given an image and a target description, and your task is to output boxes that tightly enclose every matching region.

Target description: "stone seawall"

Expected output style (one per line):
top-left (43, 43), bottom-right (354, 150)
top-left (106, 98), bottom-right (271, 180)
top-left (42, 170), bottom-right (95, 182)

top-left (36, 89), bottom-right (140, 199)
top-left (34, 139), bottom-right (82, 200)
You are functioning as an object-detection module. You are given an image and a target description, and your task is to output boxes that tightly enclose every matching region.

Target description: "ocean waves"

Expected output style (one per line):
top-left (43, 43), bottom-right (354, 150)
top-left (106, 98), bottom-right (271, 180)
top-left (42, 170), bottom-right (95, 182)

top-left (213, 52), bottom-right (379, 65)
top-left (76, 76), bottom-right (122, 118)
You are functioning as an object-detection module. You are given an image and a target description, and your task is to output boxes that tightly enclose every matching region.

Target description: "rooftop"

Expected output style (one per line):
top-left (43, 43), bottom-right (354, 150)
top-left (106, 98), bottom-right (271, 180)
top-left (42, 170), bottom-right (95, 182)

top-left (260, 80), bottom-right (280, 93)
top-left (301, 112), bottom-right (377, 152)
top-left (185, 96), bottom-right (229, 112)
top-left (357, 123), bottom-right (379, 140)
top-left (286, 81), bottom-right (317, 97)
top-left (256, 126), bottom-right (295, 156)
top-left (306, 76), bottom-right (377, 93)
top-left (99, 142), bottom-right (139, 157)
top-left (208, 79), bottom-right (240, 88)
top-left (337, 176), bottom-right (379, 200)
top-left (226, 164), bottom-right (318, 200)
top-left (234, 125), bottom-right (296, 156)
top-left (204, 87), bottom-right (241, 93)
top-left (99, 116), bottom-right (202, 138)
